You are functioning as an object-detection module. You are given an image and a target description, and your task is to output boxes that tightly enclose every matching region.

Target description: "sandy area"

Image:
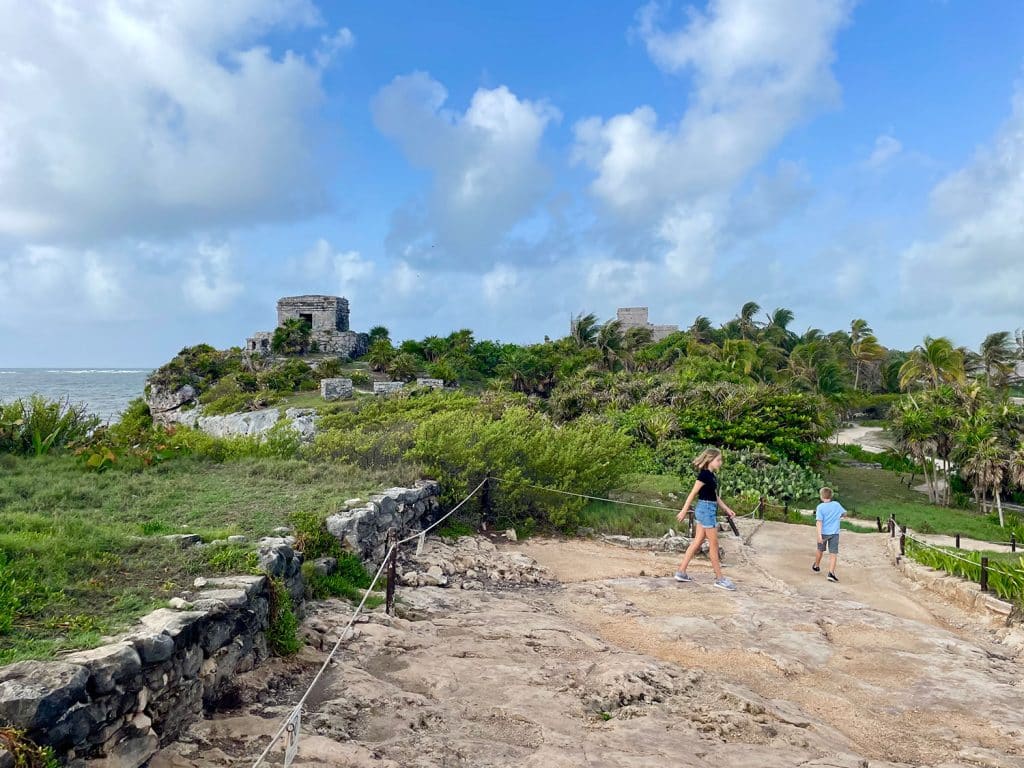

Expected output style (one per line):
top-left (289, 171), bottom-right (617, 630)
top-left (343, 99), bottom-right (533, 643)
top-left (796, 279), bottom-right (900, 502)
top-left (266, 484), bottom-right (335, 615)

top-left (152, 524), bottom-right (1024, 768)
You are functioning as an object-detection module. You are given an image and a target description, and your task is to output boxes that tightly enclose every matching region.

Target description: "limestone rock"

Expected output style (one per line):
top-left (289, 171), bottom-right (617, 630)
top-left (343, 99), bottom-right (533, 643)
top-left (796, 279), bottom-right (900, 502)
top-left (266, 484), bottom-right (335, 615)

top-left (63, 643), bottom-right (142, 696)
top-left (0, 660), bottom-right (89, 732)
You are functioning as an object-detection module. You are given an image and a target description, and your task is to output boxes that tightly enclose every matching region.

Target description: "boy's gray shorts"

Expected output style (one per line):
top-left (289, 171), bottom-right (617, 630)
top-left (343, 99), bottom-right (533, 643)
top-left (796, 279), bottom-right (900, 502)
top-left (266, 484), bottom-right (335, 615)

top-left (817, 534), bottom-right (839, 554)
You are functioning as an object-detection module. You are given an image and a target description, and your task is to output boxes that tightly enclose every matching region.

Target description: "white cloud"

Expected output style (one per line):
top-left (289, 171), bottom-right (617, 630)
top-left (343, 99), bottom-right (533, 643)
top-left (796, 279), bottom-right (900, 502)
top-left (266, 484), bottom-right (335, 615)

top-left (372, 72), bottom-right (560, 264)
top-left (295, 238), bottom-right (375, 292)
top-left (572, 0), bottom-right (849, 290)
top-left (391, 260), bottom-right (419, 297)
top-left (482, 264), bottom-right (519, 303)
top-left (183, 243), bottom-right (243, 312)
top-left (867, 134), bottom-right (903, 168)
top-left (0, 0), bottom-right (342, 243)
top-left (899, 88), bottom-right (1024, 318)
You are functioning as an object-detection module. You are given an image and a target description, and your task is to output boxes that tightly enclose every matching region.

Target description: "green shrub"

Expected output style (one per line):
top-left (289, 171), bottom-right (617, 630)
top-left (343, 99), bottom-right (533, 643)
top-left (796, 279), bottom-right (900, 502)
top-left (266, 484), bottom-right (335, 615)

top-left (906, 540), bottom-right (1024, 604)
top-left (0, 556), bottom-right (20, 635)
top-left (148, 344), bottom-right (242, 393)
top-left (0, 396), bottom-right (100, 457)
top-left (837, 444), bottom-right (919, 474)
top-left (349, 371), bottom-right (372, 386)
top-left (408, 406), bottom-right (633, 532)
top-left (0, 728), bottom-right (60, 768)
top-left (290, 510), bottom-right (343, 560)
top-left (266, 578), bottom-right (301, 655)
top-left (202, 391), bottom-right (279, 416)
top-left (163, 425), bottom-right (299, 462)
top-left (316, 358), bottom-right (345, 379)
top-left (271, 319), bottom-right (312, 355)
top-left (261, 360), bottom-right (316, 393)
top-left (301, 555), bottom-right (380, 606)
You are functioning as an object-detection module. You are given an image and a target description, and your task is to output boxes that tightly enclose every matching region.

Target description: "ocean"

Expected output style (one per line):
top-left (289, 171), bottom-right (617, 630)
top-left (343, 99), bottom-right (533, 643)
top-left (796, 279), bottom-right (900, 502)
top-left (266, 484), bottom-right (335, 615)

top-left (0, 369), bottom-right (152, 423)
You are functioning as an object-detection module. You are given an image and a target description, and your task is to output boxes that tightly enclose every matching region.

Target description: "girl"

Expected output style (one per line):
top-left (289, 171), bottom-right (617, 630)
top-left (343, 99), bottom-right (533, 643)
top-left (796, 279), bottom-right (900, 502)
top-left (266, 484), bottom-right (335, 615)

top-left (674, 447), bottom-right (738, 590)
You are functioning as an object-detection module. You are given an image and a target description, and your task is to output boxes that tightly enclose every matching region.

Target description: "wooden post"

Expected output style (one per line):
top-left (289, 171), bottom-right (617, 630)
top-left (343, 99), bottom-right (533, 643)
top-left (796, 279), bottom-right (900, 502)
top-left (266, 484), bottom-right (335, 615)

top-left (889, 518), bottom-right (895, 538)
top-left (758, 496), bottom-right (765, 520)
top-left (980, 556), bottom-right (989, 592)
top-left (783, 499), bottom-right (789, 520)
top-left (875, 516), bottom-right (883, 533)
top-left (899, 526), bottom-right (906, 556)
top-left (1011, 535), bottom-right (1017, 553)
top-left (385, 528), bottom-right (398, 616)
top-left (955, 533), bottom-right (960, 549)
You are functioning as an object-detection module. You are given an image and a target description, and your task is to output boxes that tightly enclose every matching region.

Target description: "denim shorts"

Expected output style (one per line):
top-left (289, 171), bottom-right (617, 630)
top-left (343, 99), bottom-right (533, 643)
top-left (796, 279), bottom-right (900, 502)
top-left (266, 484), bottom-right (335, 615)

top-left (694, 499), bottom-right (718, 528)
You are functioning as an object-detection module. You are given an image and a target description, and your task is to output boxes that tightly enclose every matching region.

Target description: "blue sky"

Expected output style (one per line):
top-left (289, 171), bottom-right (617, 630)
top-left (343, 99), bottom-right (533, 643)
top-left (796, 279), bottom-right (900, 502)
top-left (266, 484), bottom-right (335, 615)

top-left (1, 0), bottom-right (1023, 366)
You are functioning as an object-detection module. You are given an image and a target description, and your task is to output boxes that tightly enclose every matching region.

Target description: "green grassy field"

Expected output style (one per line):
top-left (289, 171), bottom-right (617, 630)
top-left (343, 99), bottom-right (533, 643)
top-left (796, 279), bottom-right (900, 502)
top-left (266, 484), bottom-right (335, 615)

top-left (0, 455), bottom-right (407, 663)
top-left (824, 464), bottom-right (1017, 543)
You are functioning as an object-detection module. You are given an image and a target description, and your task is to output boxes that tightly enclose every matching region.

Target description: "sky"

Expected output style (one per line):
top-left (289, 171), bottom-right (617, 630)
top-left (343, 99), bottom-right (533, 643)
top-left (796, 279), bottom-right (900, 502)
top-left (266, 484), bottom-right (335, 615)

top-left (1, 0), bottom-right (1023, 366)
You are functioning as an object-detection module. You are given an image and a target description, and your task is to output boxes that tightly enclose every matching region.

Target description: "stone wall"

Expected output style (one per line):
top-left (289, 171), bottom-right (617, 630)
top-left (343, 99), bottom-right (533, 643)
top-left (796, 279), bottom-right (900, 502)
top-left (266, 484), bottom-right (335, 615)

top-left (326, 481), bottom-right (442, 566)
top-left (0, 482), bottom-right (444, 766)
top-left (0, 542), bottom-right (302, 768)
top-left (320, 378), bottom-right (353, 401)
top-left (373, 381), bottom-right (405, 396)
top-left (277, 295), bottom-right (349, 332)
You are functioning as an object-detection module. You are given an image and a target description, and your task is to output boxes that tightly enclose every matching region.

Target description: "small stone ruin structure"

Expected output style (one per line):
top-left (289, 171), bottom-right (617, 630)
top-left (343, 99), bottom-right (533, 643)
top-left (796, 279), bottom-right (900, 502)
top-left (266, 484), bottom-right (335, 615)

top-left (616, 307), bottom-right (679, 342)
top-left (320, 378), bottom-right (353, 401)
top-left (246, 295), bottom-right (368, 359)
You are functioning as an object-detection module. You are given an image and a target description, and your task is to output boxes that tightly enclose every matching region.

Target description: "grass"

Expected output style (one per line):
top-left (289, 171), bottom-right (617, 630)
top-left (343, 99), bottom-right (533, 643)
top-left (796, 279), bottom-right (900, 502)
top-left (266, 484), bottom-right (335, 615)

top-left (0, 454), bottom-right (409, 662)
top-left (905, 539), bottom-right (1024, 604)
top-left (825, 463), bottom-right (1018, 543)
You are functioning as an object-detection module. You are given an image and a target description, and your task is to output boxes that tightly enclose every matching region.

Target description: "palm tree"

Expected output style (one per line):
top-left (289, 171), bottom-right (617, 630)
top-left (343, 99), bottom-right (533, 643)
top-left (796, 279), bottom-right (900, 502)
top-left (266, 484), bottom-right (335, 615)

top-left (388, 352), bottom-right (420, 382)
top-left (898, 336), bottom-right (965, 391)
top-left (1009, 442), bottom-right (1024, 502)
top-left (763, 308), bottom-right (797, 350)
top-left (980, 331), bottom-right (1016, 388)
top-left (422, 335), bottom-right (448, 362)
top-left (688, 316), bottom-right (714, 344)
top-left (736, 301), bottom-right (762, 340)
top-left (849, 319), bottom-right (886, 391)
top-left (957, 428), bottom-right (1009, 526)
top-left (570, 312), bottom-right (599, 348)
top-left (595, 320), bottom-right (624, 371)
top-left (368, 326), bottom-right (391, 344)
top-left (271, 318), bottom-right (312, 355)
top-left (366, 338), bottom-right (395, 372)
top-left (622, 326), bottom-right (654, 372)
top-left (716, 339), bottom-right (758, 377)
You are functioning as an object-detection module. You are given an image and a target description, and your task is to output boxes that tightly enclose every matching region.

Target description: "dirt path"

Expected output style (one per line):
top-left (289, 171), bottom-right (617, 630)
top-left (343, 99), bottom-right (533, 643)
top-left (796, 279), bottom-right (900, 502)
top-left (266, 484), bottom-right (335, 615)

top-left (153, 526), bottom-right (1024, 768)
top-left (835, 425), bottom-right (894, 454)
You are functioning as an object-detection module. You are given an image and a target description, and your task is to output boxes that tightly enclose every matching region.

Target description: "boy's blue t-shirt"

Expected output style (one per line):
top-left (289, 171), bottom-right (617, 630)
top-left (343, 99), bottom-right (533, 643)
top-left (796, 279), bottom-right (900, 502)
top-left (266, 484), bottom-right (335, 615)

top-left (816, 500), bottom-right (845, 535)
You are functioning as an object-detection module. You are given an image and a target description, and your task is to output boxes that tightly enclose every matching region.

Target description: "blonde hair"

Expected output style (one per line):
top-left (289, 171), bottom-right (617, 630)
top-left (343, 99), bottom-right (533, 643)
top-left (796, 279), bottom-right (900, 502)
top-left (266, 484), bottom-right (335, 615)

top-left (692, 447), bottom-right (722, 471)
top-left (820, 487), bottom-right (833, 500)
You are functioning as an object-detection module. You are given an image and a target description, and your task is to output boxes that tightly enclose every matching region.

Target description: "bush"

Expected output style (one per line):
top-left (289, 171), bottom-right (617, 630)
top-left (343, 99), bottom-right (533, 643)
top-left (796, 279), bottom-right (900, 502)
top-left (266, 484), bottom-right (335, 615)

top-left (837, 444), bottom-right (919, 474)
top-left (163, 424), bottom-right (300, 462)
top-left (0, 396), bottom-right (100, 457)
top-left (291, 510), bottom-right (343, 560)
top-left (408, 406), bottom-right (633, 531)
top-left (302, 555), bottom-right (379, 605)
top-left (261, 360), bottom-right (316, 393)
top-left (148, 344), bottom-right (242, 393)
top-left (201, 392), bottom-right (278, 416)
top-left (350, 371), bottom-right (372, 386)
top-left (316, 358), bottom-right (345, 379)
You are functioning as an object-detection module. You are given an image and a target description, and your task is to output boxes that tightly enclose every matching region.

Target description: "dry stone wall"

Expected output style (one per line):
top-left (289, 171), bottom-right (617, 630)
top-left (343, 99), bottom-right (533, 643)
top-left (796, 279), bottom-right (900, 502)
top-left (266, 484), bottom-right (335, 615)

top-left (0, 481), bottom-right (443, 767)
top-left (326, 480), bottom-right (442, 565)
top-left (0, 541), bottom-right (301, 768)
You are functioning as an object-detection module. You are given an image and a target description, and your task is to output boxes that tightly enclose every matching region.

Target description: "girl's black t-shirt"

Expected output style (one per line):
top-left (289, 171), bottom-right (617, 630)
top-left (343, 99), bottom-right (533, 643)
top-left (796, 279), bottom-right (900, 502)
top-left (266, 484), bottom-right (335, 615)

top-left (697, 468), bottom-right (718, 502)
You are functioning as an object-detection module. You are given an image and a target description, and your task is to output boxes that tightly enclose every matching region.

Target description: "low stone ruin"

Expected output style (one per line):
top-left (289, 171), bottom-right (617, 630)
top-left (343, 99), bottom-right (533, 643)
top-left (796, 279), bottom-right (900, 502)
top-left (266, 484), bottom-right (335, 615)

top-left (397, 535), bottom-right (552, 590)
top-left (320, 377), bottom-right (353, 401)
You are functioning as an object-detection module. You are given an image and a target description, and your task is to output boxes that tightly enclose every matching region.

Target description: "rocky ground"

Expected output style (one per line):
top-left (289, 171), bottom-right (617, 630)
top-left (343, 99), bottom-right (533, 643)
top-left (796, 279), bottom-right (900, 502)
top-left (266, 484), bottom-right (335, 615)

top-left (151, 522), bottom-right (1024, 768)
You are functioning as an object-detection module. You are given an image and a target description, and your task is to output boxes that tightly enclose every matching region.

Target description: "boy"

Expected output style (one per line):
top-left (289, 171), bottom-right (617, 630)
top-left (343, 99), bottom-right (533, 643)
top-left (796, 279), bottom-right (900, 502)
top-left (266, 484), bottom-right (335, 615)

top-left (812, 487), bottom-right (845, 582)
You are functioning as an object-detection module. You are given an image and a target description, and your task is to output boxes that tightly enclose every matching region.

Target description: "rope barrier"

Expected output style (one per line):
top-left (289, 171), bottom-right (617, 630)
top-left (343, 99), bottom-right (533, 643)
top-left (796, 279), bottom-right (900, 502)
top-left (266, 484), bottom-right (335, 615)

top-left (251, 477), bottom-right (490, 768)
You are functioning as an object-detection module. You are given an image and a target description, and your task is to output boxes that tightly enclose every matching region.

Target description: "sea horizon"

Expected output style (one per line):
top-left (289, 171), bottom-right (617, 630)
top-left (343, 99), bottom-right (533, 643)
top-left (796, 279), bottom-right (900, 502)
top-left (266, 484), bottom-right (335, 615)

top-left (0, 367), bottom-right (153, 422)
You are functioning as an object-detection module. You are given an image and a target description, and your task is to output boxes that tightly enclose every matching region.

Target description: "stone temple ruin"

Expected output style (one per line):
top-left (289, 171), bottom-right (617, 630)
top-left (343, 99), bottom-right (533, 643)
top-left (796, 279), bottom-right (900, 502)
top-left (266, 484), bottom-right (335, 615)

top-left (615, 307), bottom-right (679, 342)
top-left (246, 295), bottom-right (368, 359)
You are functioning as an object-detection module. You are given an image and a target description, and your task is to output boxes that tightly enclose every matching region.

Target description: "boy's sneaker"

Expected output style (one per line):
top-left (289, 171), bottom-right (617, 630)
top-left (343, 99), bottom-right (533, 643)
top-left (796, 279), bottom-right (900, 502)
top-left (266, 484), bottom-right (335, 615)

top-left (827, 572), bottom-right (839, 583)
top-left (674, 571), bottom-right (694, 583)
top-left (713, 577), bottom-right (736, 591)
top-left (811, 564), bottom-right (821, 573)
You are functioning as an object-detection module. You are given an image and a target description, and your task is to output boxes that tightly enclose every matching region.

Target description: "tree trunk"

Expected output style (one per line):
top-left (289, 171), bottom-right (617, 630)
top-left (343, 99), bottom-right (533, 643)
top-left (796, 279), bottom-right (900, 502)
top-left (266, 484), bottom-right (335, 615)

top-left (995, 489), bottom-right (1004, 528)
top-left (854, 362), bottom-right (861, 391)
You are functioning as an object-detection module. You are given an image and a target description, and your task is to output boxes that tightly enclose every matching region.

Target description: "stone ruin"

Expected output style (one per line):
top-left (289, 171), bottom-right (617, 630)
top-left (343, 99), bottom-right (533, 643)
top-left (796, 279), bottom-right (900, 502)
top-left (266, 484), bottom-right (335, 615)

top-left (616, 307), bottom-right (679, 342)
top-left (246, 295), bottom-right (368, 359)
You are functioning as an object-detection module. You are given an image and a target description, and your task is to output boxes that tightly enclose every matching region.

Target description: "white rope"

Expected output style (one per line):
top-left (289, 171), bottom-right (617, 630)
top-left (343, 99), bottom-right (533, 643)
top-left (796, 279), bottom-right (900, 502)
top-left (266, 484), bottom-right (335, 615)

top-left (249, 548), bottom-right (393, 768)
top-left (250, 477), bottom-right (491, 768)
top-left (397, 477), bottom-right (489, 545)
